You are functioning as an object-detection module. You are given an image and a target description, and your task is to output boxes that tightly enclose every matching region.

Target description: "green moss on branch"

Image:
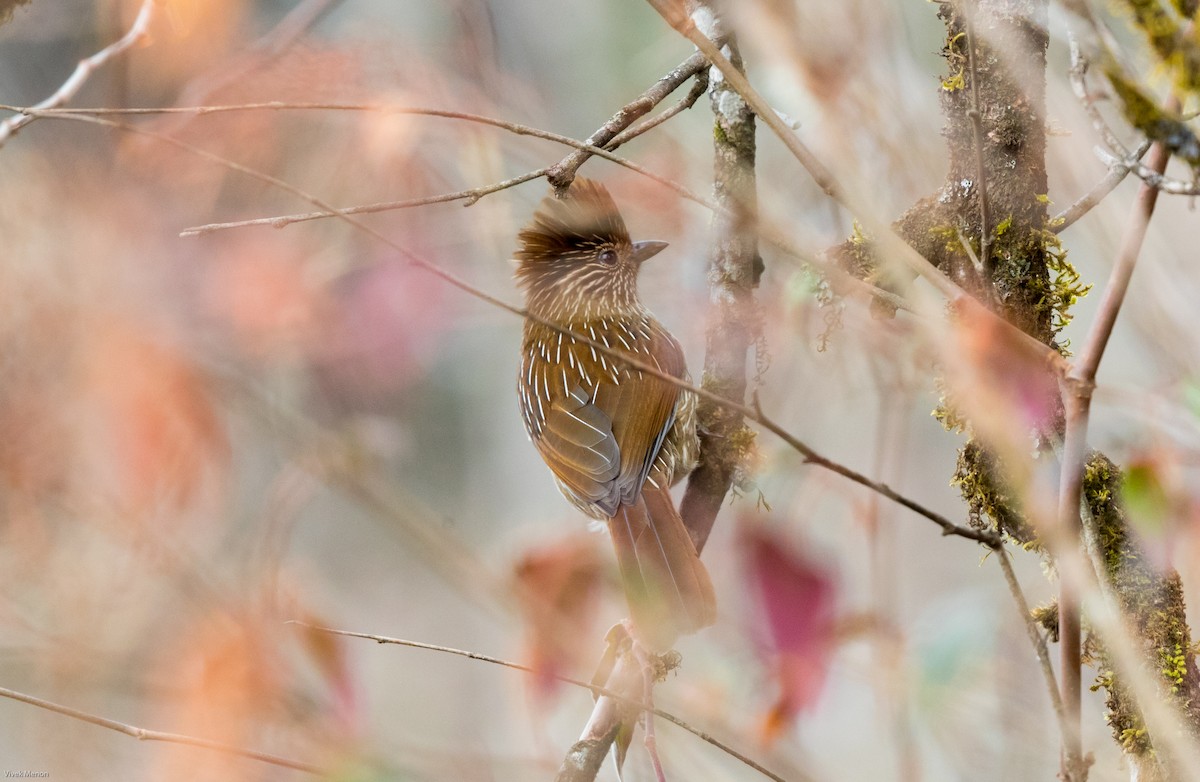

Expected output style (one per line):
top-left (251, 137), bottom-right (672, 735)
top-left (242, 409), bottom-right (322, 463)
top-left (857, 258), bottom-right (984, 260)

top-left (1084, 453), bottom-right (1200, 761)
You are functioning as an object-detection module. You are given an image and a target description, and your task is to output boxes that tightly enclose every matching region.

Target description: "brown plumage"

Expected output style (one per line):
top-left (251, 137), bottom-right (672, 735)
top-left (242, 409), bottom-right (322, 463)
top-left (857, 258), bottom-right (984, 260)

top-left (515, 179), bottom-right (715, 651)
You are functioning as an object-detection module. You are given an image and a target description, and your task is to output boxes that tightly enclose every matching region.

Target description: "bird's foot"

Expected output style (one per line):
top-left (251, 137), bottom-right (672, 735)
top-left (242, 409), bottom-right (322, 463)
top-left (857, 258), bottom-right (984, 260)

top-left (630, 639), bottom-right (670, 782)
top-left (592, 620), bottom-right (680, 781)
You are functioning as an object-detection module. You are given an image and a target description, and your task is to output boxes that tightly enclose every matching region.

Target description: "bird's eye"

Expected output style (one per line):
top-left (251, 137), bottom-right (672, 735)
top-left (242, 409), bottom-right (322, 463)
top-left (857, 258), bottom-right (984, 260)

top-left (597, 248), bottom-right (618, 265)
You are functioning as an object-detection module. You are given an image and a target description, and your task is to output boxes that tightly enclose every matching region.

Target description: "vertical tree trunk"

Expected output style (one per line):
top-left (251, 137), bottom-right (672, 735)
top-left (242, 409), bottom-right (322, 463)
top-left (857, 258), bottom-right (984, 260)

top-left (680, 5), bottom-right (760, 554)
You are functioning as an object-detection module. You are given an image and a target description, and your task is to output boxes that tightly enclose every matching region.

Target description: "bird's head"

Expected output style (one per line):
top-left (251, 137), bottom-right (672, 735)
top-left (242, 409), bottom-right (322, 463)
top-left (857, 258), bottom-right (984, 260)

top-left (514, 179), bottom-right (667, 320)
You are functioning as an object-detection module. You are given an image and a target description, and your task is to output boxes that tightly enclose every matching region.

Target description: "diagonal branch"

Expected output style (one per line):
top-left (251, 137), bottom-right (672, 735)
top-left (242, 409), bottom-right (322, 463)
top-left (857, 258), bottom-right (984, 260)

top-left (1052, 140), bottom-right (1151, 233)
top-left (995, 546), bottom-right (1069, 742)
top-left (546, 49), bottom-right (709, 191)
top-left (0, 0), bottom-right (157, 147)
top-left (0, 684), bottom-right (323, 774)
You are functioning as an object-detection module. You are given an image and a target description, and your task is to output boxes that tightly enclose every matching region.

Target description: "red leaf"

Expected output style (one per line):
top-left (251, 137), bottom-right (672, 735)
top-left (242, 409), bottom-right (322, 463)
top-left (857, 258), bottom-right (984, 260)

top-left (742, 525), bottom-right (837, 740)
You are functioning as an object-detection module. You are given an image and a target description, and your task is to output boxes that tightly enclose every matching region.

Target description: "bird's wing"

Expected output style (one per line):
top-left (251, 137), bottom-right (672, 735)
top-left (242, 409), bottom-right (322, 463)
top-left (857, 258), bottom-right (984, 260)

top-left (592, 324), bottom-right (685, 506)
top-left (535, 384), bottom-right (622, 510)
top-left (531, 321), bottom-right (685, 516)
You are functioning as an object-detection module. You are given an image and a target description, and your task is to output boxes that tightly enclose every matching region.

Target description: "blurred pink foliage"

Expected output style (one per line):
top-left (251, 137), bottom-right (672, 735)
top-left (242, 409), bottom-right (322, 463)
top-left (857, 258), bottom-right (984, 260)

top-left (310, 256), bottom-right (454, 411)
top-left (741, 522), bottom-right (837, 741)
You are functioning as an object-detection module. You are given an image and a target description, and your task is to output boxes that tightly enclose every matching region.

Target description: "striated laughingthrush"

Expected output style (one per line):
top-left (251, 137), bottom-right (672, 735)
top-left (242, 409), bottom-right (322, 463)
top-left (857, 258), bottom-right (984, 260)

top-left (515, 179), bottom-right (716, 651)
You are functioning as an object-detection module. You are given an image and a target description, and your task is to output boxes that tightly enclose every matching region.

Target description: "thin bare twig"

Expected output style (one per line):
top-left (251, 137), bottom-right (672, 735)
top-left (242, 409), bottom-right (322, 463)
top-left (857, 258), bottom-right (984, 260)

top-left (1052, 140), bottom-right (1152, 232)
top-left (183, 168), bottom-right (549, 232)
top-left (0, 0), bottom-right (157, 147)
top-left (995, 547), bottom-right (1069, 740)
top-left (546, 49), bottom-right (709, 191)
top-left (607, 71), bottom-right (709, 148)
top-left (0, 685), bottom-right (323, 774)
top-left (288, 623), bottom-right (790, 782)
top-left (963, 1), bottom-right (994, 281)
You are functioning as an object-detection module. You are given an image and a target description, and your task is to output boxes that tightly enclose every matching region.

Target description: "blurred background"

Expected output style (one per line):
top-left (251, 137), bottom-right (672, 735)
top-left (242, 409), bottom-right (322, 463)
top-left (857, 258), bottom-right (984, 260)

top-left (1, 1), bottom-right (1199, 779)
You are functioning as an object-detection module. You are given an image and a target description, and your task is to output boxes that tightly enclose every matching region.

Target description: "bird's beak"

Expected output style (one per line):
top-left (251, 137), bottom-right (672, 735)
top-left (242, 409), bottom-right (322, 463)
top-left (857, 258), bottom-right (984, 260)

top-left (631, 240), bottom-right (669, 264)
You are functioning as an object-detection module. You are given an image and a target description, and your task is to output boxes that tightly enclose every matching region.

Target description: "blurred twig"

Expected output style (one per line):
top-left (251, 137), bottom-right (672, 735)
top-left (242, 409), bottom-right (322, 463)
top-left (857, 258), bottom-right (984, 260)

top-left (170, 0), bottom-right (344, 110)
top-left (219, 368), bottom-right (509, 612)
top-left (0, 684), bottom-right (323, 774)
top-left (0, 0), bottom-right (156, 147)
top-left (289, 622), bottom-right (793, 782)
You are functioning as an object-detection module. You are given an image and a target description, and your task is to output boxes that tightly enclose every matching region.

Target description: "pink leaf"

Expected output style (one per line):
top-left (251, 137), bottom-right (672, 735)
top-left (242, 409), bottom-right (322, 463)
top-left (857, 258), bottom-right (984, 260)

top-left (741, 524), bottom-right (837, 740)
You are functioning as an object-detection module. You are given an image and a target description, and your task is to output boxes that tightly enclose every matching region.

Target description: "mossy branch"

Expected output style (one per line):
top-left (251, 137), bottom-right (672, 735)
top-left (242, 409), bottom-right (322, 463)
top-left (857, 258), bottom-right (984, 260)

top-left (1083, 454), bottom-right (1200, 767)
top-left (679, 26), bottom-right (760, 555)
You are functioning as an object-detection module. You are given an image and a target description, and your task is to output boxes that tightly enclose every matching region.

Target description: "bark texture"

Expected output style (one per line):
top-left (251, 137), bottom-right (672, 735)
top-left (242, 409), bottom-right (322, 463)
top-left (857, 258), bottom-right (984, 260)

top-left (679, 34), bottom-right (760, 555)
top-left (1084, 454), bottom-right (1200, 774)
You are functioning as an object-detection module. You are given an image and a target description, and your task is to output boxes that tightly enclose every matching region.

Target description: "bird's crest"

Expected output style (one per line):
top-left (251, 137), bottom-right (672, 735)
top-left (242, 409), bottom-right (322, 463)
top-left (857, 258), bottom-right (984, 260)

top-left (514, 179), bottom-right (631, 289)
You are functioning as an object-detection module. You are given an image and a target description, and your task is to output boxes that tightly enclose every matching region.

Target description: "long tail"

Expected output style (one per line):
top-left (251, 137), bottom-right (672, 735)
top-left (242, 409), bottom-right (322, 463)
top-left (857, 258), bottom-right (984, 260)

top-left (608, 481), bottom-right (717, 651)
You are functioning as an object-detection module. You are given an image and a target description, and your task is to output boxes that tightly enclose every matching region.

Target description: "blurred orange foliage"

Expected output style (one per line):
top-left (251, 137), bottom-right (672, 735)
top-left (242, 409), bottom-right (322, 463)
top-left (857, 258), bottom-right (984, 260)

top-left (512, 534), bottom-right (604, 702)
top-left (81, 317), bottom-right (227, 514)
top-left (154, 611), bottom-right (283, 781)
